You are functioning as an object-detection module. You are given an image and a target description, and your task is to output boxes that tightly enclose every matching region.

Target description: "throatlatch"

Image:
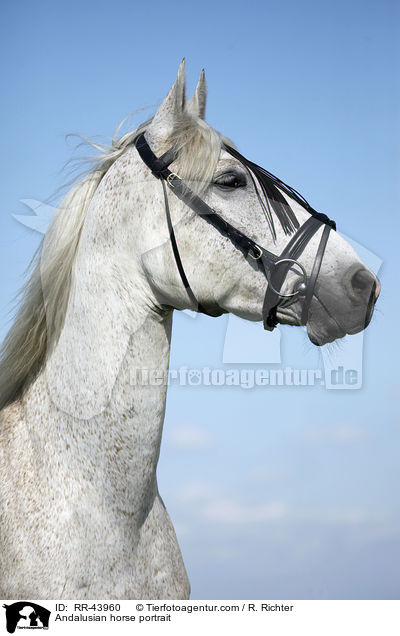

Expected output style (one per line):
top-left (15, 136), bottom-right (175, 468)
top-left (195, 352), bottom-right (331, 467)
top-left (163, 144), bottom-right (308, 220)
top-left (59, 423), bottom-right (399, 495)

top-left (135, 133), bottom-right (336, 331)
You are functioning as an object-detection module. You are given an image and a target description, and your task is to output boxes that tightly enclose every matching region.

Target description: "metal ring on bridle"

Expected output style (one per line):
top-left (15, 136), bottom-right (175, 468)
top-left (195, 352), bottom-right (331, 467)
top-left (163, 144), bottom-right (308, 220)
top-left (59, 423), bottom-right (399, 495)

top-left (266, 258), bottom-right (308, 298)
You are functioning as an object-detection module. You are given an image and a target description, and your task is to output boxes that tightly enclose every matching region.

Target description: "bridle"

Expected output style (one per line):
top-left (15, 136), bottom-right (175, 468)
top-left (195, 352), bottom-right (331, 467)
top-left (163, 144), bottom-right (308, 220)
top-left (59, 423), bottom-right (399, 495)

top-left (135, 133), bottom-right (336, 331)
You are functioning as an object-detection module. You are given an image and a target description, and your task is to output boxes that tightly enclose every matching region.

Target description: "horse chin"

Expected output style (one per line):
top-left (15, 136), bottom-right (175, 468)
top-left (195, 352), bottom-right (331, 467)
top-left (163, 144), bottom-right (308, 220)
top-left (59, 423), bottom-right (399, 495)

top-left (275, 310), bottom-right (346, 346)
top-left (306, 322), bottom-right (346, 346)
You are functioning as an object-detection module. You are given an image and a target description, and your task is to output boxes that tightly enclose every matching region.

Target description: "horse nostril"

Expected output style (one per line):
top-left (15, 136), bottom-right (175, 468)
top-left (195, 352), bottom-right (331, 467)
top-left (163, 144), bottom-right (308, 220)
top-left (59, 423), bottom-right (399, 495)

top-left (350, 268), bottom-right (376, 296)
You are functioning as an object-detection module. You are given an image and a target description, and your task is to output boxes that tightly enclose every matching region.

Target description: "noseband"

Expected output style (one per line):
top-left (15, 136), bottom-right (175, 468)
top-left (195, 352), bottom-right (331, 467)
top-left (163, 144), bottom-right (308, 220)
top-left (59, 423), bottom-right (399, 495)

top-left (135, 133), bottom-right (336, 331)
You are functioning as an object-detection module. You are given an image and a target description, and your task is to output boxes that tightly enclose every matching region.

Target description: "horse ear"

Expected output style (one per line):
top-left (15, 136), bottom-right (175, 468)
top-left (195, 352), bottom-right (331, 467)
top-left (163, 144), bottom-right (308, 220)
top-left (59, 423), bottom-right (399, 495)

top-left (186, 69), bottom-right (207, 119)
top-left (148, 59), bottom-right (186, 139)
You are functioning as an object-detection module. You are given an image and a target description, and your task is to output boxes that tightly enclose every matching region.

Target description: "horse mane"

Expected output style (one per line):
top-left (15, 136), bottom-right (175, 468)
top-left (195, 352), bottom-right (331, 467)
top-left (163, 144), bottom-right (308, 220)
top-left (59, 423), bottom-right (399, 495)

top-left (0, 109), bottom-right (226, 411)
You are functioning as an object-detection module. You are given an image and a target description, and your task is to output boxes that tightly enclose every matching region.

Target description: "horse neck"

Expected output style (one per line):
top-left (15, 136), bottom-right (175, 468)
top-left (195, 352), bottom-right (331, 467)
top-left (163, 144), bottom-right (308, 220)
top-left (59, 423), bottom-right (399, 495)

top-left (23, 154), bottom-right (174, 510)
top-left (24, 305), bottom-right (173, 513)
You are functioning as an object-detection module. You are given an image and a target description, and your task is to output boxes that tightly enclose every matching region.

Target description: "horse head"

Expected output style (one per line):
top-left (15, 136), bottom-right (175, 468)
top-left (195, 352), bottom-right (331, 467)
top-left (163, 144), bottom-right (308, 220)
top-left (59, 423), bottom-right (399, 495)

top-left (138, 60), bottom-right (380, 346)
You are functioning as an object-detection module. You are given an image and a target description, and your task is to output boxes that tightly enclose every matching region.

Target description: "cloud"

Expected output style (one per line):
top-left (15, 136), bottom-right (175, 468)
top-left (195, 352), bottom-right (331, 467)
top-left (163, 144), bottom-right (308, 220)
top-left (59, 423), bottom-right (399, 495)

top-left (175, 482), bottom-right (219, 503)
top-left (173, 482), bottom-right (373, 528)
top-left (166, 423), bottom-right (213, 451)
top-left (303, 422), bottom-right (367, 444)
top-left (171, 478), bottom-right (287, 525)
top-left (320, 509), bottom-right (369, 525)
top-left (249, 464), bottom-right (290, 484)
top-left (203, 499), bottom-right (287, 524)
top-left (295, 507), bottom-right (370, 526)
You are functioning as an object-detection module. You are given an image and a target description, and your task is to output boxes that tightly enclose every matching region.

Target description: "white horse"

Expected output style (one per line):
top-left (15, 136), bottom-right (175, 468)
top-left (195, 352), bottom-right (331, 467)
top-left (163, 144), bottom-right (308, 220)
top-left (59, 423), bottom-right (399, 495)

top-left (0, 61), bottom-right (379, 599)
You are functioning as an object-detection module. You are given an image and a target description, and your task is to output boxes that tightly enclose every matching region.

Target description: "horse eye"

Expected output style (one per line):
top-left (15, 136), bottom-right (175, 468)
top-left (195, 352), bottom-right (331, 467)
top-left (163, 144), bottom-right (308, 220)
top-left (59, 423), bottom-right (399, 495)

top-left (214, 172), bottom-right (246, 190)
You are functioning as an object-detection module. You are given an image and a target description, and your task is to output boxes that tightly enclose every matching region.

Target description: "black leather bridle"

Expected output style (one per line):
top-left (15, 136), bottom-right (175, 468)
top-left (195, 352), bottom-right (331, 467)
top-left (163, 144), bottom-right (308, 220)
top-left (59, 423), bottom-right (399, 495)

top-left (135, 133), bottom-right (336, 331)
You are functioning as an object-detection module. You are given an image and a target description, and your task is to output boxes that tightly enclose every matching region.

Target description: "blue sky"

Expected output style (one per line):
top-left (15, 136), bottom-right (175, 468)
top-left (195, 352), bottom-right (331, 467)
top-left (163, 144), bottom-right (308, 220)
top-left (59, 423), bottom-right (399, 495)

top-left (1, 0), bottom-right (399, 599)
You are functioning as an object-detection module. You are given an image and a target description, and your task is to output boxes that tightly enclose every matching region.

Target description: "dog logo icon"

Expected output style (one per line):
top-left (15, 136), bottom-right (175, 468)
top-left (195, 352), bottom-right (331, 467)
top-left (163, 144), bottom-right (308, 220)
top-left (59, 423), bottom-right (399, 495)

top-left (2, 602), bottom-right (50, 633)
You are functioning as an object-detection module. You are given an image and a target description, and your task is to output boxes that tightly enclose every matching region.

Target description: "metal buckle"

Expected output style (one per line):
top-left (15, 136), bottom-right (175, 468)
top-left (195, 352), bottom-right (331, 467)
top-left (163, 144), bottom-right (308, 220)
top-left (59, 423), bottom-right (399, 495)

top-left (166, 172), bottom-right (181, 188)
top-left (249, 245), bottom-right (263, 260)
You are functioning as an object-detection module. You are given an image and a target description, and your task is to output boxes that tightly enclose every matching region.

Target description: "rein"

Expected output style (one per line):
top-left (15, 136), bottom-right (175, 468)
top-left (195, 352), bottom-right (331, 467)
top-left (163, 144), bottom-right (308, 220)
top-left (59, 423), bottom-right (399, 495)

top-left (135, 133), bottom-right (336, 331)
